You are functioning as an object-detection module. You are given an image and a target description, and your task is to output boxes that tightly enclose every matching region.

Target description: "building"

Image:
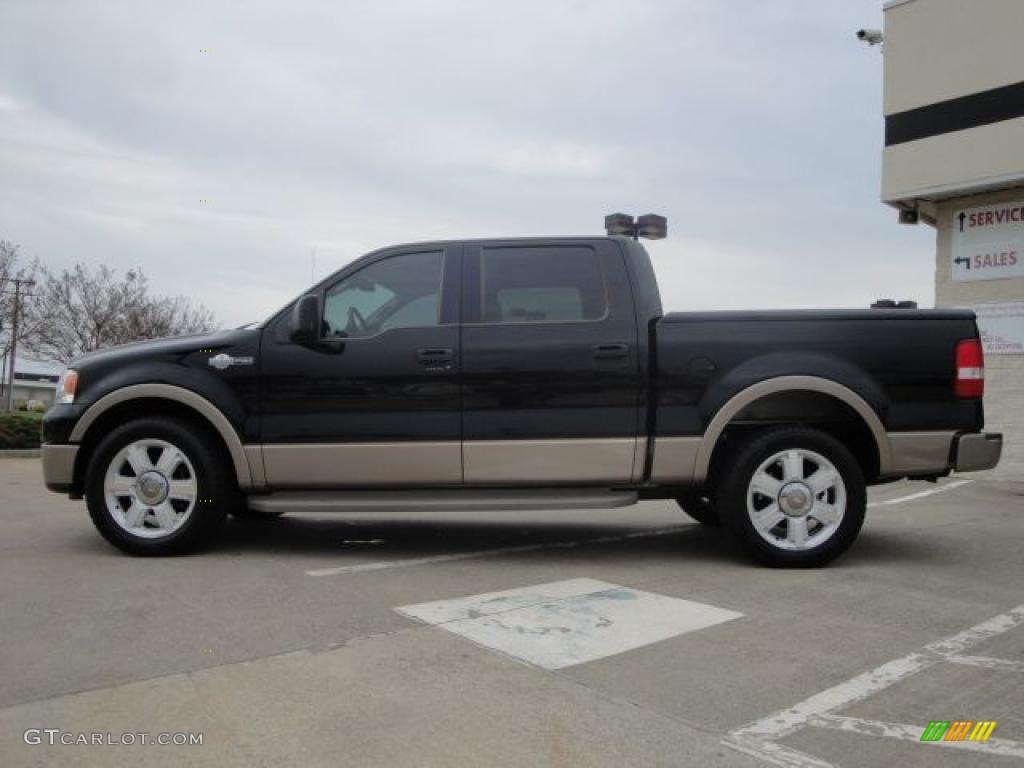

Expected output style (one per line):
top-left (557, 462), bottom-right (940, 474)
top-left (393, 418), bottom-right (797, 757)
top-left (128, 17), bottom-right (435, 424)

top-left (0, 352), bottom-right (61, 409)
top-left (880, 0), bottom-right (1024, 479)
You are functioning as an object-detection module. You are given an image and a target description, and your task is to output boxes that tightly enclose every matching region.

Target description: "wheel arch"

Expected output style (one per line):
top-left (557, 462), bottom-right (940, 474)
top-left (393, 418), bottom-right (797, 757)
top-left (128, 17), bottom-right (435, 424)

top-left (69, 384), bottom-right (255, 490)
top-left (696, 376), bottom-right (891, 484)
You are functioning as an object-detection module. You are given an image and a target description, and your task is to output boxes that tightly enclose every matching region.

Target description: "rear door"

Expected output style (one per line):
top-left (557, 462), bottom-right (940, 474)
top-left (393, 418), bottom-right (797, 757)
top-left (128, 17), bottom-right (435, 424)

top-left (460, 239), bottom-right (642, 485)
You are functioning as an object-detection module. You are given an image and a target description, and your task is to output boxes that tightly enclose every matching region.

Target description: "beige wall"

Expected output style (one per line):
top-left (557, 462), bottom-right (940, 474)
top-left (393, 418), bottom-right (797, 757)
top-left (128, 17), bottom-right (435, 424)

top-left (935, 187), bottom-right (1024, 480)
top-left (882, 118), bottom-right (1024, 204)
top-left (881, 0), bottom-right (1024, 203)
top-left (883, 0), bottom-right (1024, 115)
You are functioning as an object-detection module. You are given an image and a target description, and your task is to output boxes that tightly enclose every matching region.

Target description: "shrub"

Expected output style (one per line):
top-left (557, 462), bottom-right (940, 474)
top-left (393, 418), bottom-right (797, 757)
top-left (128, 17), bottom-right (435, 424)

top-left (0, 411), bottom-right (43, 450)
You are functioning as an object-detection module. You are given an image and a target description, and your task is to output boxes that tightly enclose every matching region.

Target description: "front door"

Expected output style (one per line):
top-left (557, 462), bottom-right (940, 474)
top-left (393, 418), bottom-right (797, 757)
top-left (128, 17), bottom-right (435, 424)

top-left (460, 239), bottom-right (641, 485)
top-left (259, 245), bottom-right (462, 487)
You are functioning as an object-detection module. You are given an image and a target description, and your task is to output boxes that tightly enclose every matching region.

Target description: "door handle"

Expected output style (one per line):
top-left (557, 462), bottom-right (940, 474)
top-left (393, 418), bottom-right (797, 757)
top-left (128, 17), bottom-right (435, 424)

top-left (591, 343), bottom-right (629, 360)
top-left (416, 348), bottom-right (455, 368)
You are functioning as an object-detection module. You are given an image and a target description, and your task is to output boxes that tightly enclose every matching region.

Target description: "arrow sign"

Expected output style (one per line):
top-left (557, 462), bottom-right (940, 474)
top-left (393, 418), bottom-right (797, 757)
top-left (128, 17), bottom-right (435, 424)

top-left (958, 212), bottom-right (966, 232)
top-left (954, 256), bottom-right (971, 270)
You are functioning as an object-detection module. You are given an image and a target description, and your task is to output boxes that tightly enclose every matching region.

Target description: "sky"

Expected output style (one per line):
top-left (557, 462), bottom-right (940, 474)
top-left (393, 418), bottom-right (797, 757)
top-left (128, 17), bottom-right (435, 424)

top-left (0, 0), bottom-right (937, 328)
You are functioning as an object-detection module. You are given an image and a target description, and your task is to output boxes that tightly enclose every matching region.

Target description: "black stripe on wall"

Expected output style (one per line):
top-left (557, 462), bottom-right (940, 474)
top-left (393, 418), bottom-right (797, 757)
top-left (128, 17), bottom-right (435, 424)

top-left (885, 80), bottom-right (1024, 146)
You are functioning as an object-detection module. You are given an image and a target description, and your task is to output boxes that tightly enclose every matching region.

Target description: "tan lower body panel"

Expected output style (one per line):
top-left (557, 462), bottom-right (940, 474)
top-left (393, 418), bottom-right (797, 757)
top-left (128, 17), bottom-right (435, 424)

top-left (887, 431), bottom-right (957, 475)
top-left (462, 438), bottom-right (636, 485)
top-left (649, 436), bottom-right (702, 484)
top-left (631, 436), bottom-right (648, 484)
top-left (650, 431), bottom-right (956, 485)
top-left (262, 442), bottom-right (462, 487)
top-left (243, 445), bottom-right (267, 489)
top-left (248, 431), bottom-right (961, 489)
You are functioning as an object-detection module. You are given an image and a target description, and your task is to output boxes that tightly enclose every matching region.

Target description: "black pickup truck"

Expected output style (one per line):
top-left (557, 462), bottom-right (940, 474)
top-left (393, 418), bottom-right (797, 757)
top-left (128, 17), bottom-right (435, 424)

top-left (41, 236), bottom-right (1002, 566)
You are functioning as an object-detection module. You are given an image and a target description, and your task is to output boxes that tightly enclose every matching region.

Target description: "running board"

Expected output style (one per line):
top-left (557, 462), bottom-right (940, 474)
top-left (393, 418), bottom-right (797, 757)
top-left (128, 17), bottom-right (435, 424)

top-left (247, 489), bottom-right (639, 514)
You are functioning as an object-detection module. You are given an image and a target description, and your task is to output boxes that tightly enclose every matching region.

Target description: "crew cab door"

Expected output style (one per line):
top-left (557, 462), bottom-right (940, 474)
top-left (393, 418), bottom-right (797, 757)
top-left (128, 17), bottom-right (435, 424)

top-left (258, 245), bottom-right (462, 487)
top-left (460, 239), bottom-right (642, 484)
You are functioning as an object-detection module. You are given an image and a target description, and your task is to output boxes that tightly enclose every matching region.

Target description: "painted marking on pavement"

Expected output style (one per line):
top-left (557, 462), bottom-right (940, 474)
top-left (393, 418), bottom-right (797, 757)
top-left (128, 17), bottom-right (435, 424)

top-left (307, 479), bottom-right (973, 577)
top-left (941, 654), bottom-right (1024, 673)
top-left (867, 479), bottom-right (971, 508)
top-left (924, 604), bottom-right (1024, 656)
top-left (306, 527), bottom-right (686, 577)
top-left (808, 714), bottom-right (1024, 759)
top-left (724, 603), bottom-right (1024, 767)
top-left (396, 578), bottom-right (743, 670)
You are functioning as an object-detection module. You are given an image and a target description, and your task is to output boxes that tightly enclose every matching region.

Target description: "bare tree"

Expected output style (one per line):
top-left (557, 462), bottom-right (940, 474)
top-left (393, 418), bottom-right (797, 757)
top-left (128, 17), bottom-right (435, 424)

top-left (0, 240), bottom-right (36, 325)
top-left (0, 240), bottom-right (22, 288)
top-left (23, 262), bottom-right (216, 364)
top-left (0, 240), bottom-right (38, 377)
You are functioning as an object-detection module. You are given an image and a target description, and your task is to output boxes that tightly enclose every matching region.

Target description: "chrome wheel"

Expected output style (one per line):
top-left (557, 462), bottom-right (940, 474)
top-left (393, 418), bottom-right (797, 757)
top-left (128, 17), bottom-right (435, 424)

top-left (746, 448), bottom-right (846, 551)
top-left (103, 439), bottom-right (198, 539)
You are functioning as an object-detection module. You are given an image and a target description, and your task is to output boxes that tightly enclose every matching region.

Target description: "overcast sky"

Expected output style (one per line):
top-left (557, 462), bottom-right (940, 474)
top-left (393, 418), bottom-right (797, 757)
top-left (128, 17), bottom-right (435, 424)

top-left (0, 0), bottom-right (936, 327)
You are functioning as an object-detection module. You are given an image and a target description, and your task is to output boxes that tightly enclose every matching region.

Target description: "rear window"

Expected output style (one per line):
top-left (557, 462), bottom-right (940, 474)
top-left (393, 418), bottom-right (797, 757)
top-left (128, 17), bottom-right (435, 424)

top-left (480, 246), bottom-right (606, 323)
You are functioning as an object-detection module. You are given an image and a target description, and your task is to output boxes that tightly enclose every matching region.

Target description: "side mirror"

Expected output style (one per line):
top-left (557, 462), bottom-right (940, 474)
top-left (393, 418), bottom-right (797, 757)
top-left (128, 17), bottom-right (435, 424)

top-left (289, 294), bottom-right (320, 344)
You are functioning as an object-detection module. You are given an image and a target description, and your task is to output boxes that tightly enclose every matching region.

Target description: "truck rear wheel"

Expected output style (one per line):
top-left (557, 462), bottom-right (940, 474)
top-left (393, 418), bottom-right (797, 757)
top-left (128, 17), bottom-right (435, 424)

top-left (84, 417), bottom-right (230, 555)
top-left (716, 427), bottom-right (865, 567)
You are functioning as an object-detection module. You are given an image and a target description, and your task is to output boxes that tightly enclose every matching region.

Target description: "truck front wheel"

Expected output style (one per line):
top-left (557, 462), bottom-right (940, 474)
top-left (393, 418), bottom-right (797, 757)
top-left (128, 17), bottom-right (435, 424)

top-left (716, 427), bottom-right (866, 567)
top-left (84, 417), bottom-right (231, 555)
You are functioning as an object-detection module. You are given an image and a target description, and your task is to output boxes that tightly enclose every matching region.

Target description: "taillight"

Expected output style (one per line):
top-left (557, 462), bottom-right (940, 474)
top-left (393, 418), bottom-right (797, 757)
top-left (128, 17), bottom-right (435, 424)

top-left (954, 339), bottom-right (984, 399)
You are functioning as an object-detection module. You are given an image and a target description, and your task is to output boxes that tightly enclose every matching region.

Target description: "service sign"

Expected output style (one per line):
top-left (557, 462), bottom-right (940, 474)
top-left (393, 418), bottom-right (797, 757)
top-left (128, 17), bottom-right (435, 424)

top-left (957, 302), bottom-right (1024, 355)
top-left (951, 202), bottom-right (1024, 282)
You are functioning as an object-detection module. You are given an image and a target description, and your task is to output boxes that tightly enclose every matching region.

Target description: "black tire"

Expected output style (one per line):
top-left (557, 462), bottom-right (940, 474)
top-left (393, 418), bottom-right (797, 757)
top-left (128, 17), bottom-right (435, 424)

top-left (675, 490), bottom-right (720, 527)
top-left (85, 416), bottom-right (231, 555)
top-left (716, 426), bottom-right (866, 568)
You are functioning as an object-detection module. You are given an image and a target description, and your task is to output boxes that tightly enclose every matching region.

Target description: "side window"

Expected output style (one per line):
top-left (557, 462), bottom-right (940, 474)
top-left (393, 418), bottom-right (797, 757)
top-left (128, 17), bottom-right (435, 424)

top-left (481, 246), bottom-right (606, 323)
top-left (322, 251), bottom-right (443, 339)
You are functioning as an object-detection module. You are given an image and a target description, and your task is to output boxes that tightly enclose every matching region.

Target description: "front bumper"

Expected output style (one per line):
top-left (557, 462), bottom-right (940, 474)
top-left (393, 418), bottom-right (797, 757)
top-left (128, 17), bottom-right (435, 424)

top-left (41, 444), bottom-right (79, 493)
top-left (954, 432), bottom-right (1002, 472)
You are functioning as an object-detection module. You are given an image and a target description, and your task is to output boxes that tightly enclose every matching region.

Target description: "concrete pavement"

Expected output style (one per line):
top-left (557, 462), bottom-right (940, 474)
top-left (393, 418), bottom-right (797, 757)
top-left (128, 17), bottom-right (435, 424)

top-left (1, 457), bottom-right (1021, 767)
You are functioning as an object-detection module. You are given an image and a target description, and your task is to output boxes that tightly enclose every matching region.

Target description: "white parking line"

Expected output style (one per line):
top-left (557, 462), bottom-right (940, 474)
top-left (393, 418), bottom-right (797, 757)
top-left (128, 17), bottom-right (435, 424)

top-left (306, 480), bottom-right (974, 577)
top-left (942, 654), bottom-right (1024, 673)
top-left (724, 603), bottom-right (1024, 767)
top-left (305, 527), bottom-right (687, 577)
top-left (867, 479), bottom-right (971, 508)
top-left (808, 714), bottom-right (1024, 759)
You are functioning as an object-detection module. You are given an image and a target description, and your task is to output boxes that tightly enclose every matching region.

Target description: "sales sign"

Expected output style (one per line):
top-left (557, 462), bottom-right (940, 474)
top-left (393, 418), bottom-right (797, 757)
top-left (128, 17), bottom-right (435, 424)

top-left (952, 202), bottom-right (1024, 282)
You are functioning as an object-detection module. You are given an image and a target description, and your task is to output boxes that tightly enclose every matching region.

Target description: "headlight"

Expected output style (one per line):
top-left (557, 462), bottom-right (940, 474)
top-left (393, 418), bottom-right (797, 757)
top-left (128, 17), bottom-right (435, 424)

top-left (55, 369), bottom-right (78, 405)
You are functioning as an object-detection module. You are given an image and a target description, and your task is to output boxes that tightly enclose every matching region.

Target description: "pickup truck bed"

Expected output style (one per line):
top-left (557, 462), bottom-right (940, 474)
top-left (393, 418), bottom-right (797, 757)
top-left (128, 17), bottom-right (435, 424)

top-left (651, 308), bottom-right (985, 487)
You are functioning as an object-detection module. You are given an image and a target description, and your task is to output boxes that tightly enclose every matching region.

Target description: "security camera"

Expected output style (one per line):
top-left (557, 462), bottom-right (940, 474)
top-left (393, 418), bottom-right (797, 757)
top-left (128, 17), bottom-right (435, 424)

top-left (898, 208), bottom-right (919, 225)
top-left (856, 28), bottom-right (884, 45)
